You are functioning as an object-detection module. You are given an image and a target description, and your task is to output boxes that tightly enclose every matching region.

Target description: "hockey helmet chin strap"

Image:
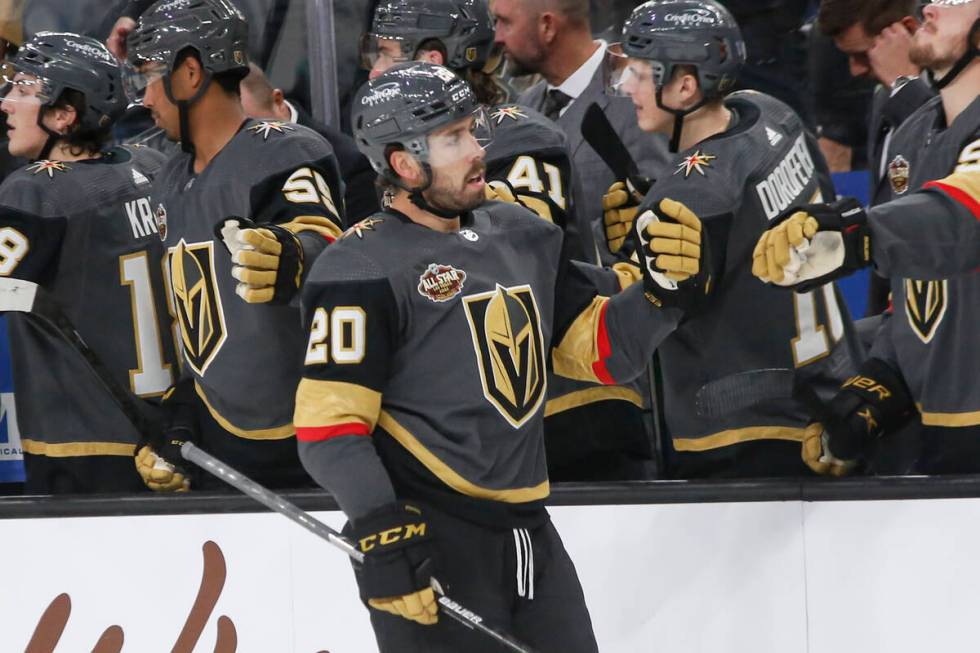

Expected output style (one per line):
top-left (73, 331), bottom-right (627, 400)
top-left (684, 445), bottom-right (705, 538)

top-left (162, 70), bottom-right (214, 155)
top-left (655, 85), bottom-right (711, 153)
top-left (929, 18), bottom-right (980, 89)
top-left (400, 162), bottom-right (461, 220)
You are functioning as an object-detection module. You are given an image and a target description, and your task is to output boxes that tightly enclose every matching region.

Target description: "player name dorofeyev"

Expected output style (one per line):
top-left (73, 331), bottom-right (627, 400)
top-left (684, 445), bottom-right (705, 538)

top-left (755, 133), bottom-right (816, 221)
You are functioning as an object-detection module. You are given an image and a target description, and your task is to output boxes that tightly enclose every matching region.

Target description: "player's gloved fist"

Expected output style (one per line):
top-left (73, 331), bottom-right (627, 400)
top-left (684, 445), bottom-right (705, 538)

top-left (134, 428), bottom-right (191, 492)
top-left (753, 197), bottom-right (870, 292)
top-left (636, 198), bottom-right (711, 312)
top-left (602, 179), bottom-right (643, 254)
top-left (353, 503), bottom-right (438, 626)
top-left (216, 217), bottom-right (305, 304)
top-left (484, 179), bottom-right (518, 204)
top-left (801, 422), bottom-right (857, 476)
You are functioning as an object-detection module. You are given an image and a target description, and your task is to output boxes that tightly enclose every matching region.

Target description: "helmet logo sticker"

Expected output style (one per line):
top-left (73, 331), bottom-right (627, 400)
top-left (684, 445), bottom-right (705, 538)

top-left (674, 150), bottom-right (716, 177)
top-left (888, 154), bottom-right (910, 195)
top-left (361, 82), bottom-right (401, 106)
top-left (665, 9), bottom-right (717, 27)
top-left (233, 50), bottom-right (245, 65)
top-left (465, 47), bottom-right (477, 62)
top-left (65, 39), bottom-right (115, 64)
top-left (418, 263), bottom-right (467, 303)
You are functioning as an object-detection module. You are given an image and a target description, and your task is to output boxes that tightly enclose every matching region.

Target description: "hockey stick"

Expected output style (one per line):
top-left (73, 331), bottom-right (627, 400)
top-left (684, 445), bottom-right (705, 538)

top-left (181, 442), bottom-right (540, 653)
top-left (0, 277), bottom-right (156, 437)
top-left (581, 102), bottom-right (652, 195)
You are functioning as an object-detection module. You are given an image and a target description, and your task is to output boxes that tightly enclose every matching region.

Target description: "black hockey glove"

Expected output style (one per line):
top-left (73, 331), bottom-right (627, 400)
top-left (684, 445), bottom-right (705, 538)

top-left (636, 198), bottom-right (712, 313)
top-left (352, 502), bottom-right (438, 626)
top-left (215, 216), bottom-right (305, 304)
top-left (753, 197), bottom-right (871, 292)
top-left (134, 381), bottom-right (196, 492)
top-left (800, 358), bottom-right (916, 474)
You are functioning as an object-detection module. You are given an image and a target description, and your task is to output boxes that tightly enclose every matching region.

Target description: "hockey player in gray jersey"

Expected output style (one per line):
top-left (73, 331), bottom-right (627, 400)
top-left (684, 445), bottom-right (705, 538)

top-left (754, 0), bottom-right (980, 476)
top-left (122, 0), bottom-right (346, 490)
top-left (605, 0), bottom-right (863, 478)
top-left (362, 0), bottom-right (656, 481)
top-left (0, 32), bottom-right (174, 493)
top-left (295, 62), bottom-right (706, 650)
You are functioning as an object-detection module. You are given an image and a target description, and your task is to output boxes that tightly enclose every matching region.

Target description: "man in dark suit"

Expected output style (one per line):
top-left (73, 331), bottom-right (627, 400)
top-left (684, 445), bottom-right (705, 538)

top-left (241, 63), bottom-right (379, 223)
top-left (817, 0), bottom-right (936, 316)
top-left (493, 0), bottom-right (668, 264)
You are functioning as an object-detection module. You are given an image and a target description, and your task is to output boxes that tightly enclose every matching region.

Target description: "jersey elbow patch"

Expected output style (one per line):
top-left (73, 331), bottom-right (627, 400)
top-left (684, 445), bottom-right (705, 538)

top-left (280, 215), bottom-right (344, 243)
top-left (925, 173), bottom-right (980, 222)
top-left (294, 378), bottom-right (381, 442)
top-left (551, 296), bottom-right (616, 385)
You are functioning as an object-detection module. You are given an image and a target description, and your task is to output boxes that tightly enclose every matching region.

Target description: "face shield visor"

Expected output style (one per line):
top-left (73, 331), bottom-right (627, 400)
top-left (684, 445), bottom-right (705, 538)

top-left (360, 33), bottom-right (414, 74)
top-left (0, 65), bottom-right (52, 111)
top-left (120, 57), bottom-right (169, 105)
top-left (603, 47), bottom-right (665, 99)
top-left (420, 105), bottom-right (493, 171)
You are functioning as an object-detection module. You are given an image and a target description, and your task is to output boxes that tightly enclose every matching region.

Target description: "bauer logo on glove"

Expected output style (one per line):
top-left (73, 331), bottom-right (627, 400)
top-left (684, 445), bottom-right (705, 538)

top-left (636, 198), bottom-right (711, 312)
top-left (215, 216), bottom-right (305, 304)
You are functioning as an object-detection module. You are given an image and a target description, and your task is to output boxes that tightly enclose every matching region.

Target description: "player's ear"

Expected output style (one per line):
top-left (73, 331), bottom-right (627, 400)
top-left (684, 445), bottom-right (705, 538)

top-left (389, 150), bottom-right (425, 188)
top-left (417, 49), bottom-right (445, 66)
top-left (43, 104), bottom-right (77, 136)
top-left (175, 53), bottom-right (206, 97)
top-left (899, 14), bottom-right (918, 32)
top-left (677, 71), bottom-right (703, 109)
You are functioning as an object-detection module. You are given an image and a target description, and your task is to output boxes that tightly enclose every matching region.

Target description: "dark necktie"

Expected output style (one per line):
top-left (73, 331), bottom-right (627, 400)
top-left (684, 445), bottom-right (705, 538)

top-left (542, 88), bottom-right (572, 121)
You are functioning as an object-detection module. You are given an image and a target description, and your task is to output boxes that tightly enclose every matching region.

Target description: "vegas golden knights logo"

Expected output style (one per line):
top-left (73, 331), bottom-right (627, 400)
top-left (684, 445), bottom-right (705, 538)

top-left (905, 279), bottom-right (948, 344)
top-left (463, 284), bottom-right (546, 428)
top-left (167, 240), bottom-right (227, 375)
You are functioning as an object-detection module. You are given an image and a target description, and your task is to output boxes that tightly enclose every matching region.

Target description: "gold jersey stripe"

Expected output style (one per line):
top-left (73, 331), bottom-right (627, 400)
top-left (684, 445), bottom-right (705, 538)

top-left (280, 215), bottom-right (343, 241)
top-left (377, 411), bottom-right (550, 503)
top-left (21, 439), bottom-right (135, 458)
top-left (294, 378), bottom-right (381, 430)
top-left (918, 404), bottom-right (980, 427)
top-left (673, 425), bottom-right (807, 452)
top-left (551, 295), bottom-right (609, 384)
top-left (544, 386), bottom-right (643, 417)
top-left (195, 382), bottom-right (294, 440)
top-left (611, 262), bottom-right (642, 292)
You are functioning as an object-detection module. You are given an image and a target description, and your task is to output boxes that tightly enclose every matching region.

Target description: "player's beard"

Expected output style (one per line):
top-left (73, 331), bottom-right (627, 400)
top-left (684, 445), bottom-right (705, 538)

top-left (504, 42), bottom-right (547, 78)
top-left (909, 26), bottom-right (962, 73)
top-left (425, 161), bottom-right (487, 214)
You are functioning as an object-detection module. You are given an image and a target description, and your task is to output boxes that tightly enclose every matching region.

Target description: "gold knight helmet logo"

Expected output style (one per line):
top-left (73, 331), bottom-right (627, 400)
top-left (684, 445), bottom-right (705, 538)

top-left (168, 240), bottom-right (227, 375)
top-left (463, 284), bottom-right (546, 428)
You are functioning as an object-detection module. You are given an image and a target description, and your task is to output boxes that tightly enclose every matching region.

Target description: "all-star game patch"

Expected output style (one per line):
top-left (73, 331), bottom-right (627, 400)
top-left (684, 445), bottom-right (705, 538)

top-left (888, 154), bottom-right (910, 195)
top-left (155, 203), bottom-right (168, 241)
top-left (418, 263), bottom-right (466, 303)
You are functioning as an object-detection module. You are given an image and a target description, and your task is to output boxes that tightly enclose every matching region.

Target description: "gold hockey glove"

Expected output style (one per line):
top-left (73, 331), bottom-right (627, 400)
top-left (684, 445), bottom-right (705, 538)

top-left (753, 197), bottom-right (871, 292)
top-left (801, 422), bottom-right (856, 476)
top-left (636, 198), bottom-right (711, 312)
top-left (216, 217), bottom-right (305, 304)
top-left (135, 436), bottom-right (190, 492)
top-left (353, 503), bottom-right (438, 626)
top-left (602, 179), bottom-right (643, 254)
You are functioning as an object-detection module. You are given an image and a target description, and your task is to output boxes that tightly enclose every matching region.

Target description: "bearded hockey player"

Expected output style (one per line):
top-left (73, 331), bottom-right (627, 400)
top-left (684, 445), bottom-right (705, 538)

top-left (123, 0), bottom-right (345, 490)
top-left (361, 0), bottom-right (656, 480)
top-left (294, 62), bottom-right (707, 650)
top-left (603, 0), bottom-right (863, 478)
top-left (0, 32), bottom-right (173, 493)
top-left (754, 0), bottom-right (980, 476)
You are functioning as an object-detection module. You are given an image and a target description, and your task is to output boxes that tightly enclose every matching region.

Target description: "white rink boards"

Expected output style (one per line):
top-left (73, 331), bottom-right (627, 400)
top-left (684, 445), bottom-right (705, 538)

top-left (2, 498), bottom-right (978, 652)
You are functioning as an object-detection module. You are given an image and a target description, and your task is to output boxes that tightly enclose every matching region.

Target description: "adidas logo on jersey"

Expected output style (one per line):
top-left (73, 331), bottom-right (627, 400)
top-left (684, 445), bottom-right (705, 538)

top-left (132, 168), bottom-right (150, 186)
top-left (766, 127), bottom-right (783, 147)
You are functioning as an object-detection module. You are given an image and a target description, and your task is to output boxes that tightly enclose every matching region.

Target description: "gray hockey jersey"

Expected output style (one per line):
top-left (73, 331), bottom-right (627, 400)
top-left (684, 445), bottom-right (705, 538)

top-left (0, 146), bottom-right (173, 456)
top-left (152, 119), bottom-right (345, 439)
top-left (871, 95), bottom-right (980, 429)
top-left (634, 91), bottom-right (861, 462)
top-left (294, 201), bottom-right (680, 526)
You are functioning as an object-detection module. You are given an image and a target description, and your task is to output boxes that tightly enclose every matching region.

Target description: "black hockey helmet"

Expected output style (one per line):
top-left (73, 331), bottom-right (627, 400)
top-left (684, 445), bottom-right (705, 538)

top-left (352, 61), bottom-right (491, 218)
top-left (620, 0), bottom-right (744, 99)
top-left (362, 0), bottom-right (496, 72)
top-left (123, 0), bottom-right (249, 153)
top-left (2, 32), bottom-right (126, 158)
top-left (607, 0), bottom-right (745, 151)
top-left (352, 61), bottom-right (487, 179)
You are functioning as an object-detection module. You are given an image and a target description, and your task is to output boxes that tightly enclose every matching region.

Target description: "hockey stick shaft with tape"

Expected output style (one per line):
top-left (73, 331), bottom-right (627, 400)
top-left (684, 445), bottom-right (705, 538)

top-left (0, 277), bottom-right (157, 437)
top-left (581, 102), bottom-right (652, 195)
top-left (181, 442), bottom-right (540, 653)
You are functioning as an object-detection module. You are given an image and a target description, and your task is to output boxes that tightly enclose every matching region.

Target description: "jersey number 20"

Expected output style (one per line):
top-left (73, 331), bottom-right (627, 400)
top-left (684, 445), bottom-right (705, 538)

top-left (305, 306), bottom-right (366, 365)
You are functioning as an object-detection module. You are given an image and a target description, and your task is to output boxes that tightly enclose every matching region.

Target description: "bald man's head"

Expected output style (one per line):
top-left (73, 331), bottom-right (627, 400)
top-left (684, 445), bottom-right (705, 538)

top-left (239, 62), bottom-right (291, 121)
